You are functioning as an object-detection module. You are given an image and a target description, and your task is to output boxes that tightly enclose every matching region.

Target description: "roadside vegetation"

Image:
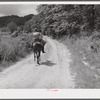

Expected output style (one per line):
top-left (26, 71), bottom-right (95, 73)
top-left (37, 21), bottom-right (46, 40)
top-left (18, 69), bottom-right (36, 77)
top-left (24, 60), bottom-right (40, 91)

top-left (62, 35), bottom-right (100, 88)
top-left (0, 32), bottom-right (34, 71)
top-left (0, 14), bottom-right (34, 71)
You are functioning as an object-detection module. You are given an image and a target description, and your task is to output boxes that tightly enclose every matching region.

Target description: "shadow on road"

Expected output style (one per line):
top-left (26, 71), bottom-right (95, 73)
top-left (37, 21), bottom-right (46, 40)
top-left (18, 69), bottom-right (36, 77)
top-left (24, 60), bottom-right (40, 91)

top-left (41, 60), bottom-right (56, 66)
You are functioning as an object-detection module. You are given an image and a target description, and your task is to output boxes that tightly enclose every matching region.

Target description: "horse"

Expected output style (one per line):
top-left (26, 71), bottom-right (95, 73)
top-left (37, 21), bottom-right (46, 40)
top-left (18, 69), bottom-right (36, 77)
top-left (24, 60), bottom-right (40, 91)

top-left (33, 41), bottom-right (43, 65)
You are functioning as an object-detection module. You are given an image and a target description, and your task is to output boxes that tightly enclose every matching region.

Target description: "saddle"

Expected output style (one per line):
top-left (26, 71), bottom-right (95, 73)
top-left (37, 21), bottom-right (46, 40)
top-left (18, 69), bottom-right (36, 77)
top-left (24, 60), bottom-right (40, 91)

top-left (33, 39), bottom-right (45, 46)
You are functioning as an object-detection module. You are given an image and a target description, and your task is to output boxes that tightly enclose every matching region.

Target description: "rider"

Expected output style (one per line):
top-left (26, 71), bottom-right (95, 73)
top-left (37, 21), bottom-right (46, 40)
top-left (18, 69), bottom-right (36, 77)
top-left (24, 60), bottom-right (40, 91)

top-left (33, 28), bottom-right (46, 53)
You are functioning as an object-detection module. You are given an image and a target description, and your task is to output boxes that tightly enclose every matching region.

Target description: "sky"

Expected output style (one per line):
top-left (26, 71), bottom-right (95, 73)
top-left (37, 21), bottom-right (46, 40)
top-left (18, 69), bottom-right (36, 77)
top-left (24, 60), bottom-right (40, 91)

top-left (0, 4), bottom-right (38, 17)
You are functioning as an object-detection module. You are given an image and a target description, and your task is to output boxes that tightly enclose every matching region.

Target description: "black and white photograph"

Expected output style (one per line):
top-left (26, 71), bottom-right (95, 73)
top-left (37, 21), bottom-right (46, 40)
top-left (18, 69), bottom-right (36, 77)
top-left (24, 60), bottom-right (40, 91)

top-left (0, 1), bottom-right (100, 92)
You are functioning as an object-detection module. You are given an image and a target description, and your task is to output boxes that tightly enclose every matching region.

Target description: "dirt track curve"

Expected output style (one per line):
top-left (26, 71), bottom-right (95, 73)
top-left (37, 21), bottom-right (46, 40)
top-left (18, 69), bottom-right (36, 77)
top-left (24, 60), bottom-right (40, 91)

top-left (0, 37), bottom-right (75, 89)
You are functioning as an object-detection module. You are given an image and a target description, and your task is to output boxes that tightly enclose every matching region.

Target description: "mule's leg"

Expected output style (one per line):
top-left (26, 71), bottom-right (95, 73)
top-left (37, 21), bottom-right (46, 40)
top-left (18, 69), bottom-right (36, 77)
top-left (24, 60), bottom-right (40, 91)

top-left (37, 54), bottom-right (39, 65)
top-left (37, 52), bottom-right (40, 65)
top-left (39, 52), bottom-right (41, 64)
top-left (34, 52), bottom-right (36, 61)
top-left (39, 51), bottom-right (41, 63)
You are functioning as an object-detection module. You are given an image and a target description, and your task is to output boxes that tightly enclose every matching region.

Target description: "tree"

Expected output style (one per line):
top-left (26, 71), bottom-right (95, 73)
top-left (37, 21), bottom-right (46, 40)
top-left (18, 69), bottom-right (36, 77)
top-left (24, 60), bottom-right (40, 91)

top-left (26, 4), bottom-right (100, 38)
top-left (7, 22), bottom-right (17, 33)
top-left (23, 13), bottom-right (44, 33)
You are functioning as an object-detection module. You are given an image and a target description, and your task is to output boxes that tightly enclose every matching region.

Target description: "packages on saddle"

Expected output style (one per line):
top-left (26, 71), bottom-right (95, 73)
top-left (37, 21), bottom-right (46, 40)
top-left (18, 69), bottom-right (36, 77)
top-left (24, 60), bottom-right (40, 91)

top-left (33, 32), bottom-right (43, 39)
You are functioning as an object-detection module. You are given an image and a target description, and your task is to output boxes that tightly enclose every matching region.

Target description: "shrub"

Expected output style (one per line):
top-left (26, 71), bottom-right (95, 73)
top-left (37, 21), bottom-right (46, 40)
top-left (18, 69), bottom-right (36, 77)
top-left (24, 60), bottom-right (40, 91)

top-left (0, 33), bottom-right (34, 68)
top-left (7, 22), bottom-right (17, 33)
top-left (69, 31), bottom-right (100, 69)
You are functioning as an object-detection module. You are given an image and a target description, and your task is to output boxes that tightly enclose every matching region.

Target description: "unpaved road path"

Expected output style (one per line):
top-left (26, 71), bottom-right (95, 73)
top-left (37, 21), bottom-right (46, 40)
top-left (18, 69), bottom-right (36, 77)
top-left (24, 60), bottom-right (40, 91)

top-left (0, 37), bottom-right (74, 89)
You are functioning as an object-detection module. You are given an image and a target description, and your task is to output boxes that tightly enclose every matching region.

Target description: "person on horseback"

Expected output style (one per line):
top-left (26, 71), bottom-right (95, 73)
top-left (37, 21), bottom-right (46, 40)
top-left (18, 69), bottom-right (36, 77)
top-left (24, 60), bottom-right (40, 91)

top-left (33, 28), bottom-right (46, 53)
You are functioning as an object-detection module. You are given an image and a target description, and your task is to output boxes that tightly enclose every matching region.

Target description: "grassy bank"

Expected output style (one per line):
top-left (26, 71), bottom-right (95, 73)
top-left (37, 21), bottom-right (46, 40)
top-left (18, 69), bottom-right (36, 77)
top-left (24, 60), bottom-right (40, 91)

top-left (0, 32), bottom-right (34, 72)
top-left (61, 34), bottom-right (100, 88)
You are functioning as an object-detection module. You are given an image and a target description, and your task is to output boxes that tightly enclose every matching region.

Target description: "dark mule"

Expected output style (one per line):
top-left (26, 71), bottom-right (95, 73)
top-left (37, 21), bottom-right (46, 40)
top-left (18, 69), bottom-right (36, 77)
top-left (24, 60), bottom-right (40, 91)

top-left (33, 42), bottom-right (43, 65)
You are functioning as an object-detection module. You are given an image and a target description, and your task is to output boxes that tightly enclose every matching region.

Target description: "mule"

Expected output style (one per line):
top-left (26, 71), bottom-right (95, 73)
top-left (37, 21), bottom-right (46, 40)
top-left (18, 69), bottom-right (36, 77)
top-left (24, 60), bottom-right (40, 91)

top-left (33, 42), bottom-right (43, 65)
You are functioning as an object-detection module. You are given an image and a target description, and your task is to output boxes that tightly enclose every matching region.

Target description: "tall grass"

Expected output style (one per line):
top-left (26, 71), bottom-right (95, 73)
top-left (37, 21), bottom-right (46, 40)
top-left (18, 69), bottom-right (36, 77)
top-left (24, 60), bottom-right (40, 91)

top-left (0, 32), bottom-right (34, 71)
top-left (62, 32), bottom-right (100, 88)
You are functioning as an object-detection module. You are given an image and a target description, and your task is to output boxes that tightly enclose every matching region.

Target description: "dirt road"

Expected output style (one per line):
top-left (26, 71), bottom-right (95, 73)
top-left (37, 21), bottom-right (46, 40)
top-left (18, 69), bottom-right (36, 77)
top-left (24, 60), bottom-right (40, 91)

top-left (0, 37), bottom-right (75, 89)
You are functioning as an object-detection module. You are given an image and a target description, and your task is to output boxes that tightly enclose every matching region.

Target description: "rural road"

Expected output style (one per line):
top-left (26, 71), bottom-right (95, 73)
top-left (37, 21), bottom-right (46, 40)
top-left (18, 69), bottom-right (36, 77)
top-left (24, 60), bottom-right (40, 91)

top-left (0, 37), bottom-right (75, 89)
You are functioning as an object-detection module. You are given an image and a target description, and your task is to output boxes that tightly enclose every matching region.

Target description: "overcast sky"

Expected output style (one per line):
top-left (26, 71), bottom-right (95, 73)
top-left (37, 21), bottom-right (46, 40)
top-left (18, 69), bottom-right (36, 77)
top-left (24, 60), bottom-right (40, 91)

top-left (0, 5), bottom-right (38, 17)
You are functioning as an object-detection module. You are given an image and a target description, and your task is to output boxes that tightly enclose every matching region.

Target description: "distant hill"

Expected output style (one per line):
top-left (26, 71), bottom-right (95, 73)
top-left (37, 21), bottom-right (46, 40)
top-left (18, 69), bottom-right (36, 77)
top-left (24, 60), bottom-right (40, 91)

top-left (0, 14), bottom-right (34, 27)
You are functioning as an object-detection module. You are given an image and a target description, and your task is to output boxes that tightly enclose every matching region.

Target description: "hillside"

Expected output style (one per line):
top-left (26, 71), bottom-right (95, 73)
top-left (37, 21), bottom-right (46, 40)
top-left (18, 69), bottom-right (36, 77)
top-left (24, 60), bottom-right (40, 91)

top-left (0, 14), bottom-right (34, 27)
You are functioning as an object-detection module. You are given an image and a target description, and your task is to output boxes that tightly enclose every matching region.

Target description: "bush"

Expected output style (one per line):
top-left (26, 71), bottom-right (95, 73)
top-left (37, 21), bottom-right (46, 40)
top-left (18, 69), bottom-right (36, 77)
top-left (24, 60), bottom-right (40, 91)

top-left (69, 31), bottom-right (100, 69)
top-left (11, 31), bottom-right (19, 37)
top-left (0, 33), bottom-right (34, 68)
top-left (7, 22), bottom-right (17, 33)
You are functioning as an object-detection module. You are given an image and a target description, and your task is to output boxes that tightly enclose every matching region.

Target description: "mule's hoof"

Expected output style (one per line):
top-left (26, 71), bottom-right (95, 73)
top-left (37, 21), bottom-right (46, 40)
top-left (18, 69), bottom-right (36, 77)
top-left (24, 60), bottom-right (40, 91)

top-left (36, 64), bottom-right (39, 66)
top-left (43, 51), bottom-right (46, 53)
